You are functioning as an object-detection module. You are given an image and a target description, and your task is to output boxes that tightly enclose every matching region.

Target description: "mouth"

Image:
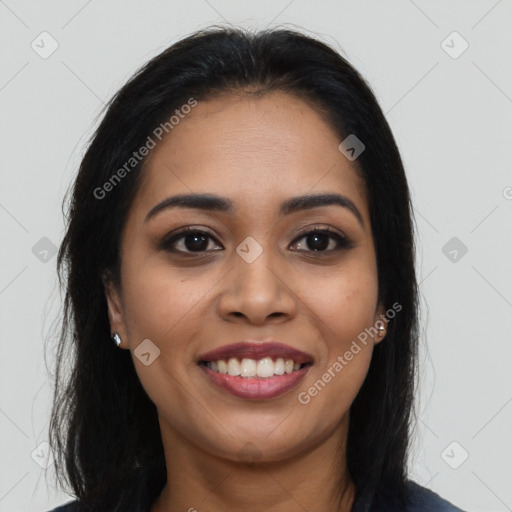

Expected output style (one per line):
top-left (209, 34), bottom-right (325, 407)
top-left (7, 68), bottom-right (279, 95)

top-left (197, 341), bottom-right (314, 400)
top-left (198, 358), bottom-right (312, 377)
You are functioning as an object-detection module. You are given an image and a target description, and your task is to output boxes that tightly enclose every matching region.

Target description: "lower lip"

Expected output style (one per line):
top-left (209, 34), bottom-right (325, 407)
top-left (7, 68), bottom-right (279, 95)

top-left (199, 364), bottom-right (311, 400)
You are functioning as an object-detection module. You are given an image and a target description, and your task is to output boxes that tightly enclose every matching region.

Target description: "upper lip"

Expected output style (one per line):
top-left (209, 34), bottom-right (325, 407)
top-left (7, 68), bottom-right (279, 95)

top-left (198, 341), bottom-right (314, 365)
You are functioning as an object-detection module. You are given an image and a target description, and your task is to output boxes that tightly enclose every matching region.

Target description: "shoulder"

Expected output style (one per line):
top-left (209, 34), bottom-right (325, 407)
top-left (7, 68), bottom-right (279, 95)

top-left (404, 480), bottom-right (466, 511)
top-left (355, 480), bottom-right (467, 511)
top-left (46, 501), bottom-right (79, 512)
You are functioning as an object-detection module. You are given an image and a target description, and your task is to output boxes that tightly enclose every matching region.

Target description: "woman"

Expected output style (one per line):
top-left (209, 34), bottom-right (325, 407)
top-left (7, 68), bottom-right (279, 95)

top-left (47, 26), bottom-right (465, 512)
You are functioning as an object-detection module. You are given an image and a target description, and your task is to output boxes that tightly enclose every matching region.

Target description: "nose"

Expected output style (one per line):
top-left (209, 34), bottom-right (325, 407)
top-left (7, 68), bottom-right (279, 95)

top-left (218, 248), bottom-right (297, 325)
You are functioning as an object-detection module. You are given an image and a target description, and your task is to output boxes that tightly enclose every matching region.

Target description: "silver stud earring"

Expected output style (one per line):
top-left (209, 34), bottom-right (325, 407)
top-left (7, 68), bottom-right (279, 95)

top-left (112, 332), bottom-right (122, 347)
top-left (377, 324), bottom-right (386, 337)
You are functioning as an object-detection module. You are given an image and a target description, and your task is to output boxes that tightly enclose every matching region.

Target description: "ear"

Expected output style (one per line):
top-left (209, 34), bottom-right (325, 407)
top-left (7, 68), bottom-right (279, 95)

top-left (102, 271), bottom-right (129, 349)
top-left (373, 302), bottom-right (387, 345)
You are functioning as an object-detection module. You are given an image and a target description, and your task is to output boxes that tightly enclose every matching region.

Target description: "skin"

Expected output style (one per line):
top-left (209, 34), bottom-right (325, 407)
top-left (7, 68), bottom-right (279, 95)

top-left (104, 90), bottom-right (387, 512)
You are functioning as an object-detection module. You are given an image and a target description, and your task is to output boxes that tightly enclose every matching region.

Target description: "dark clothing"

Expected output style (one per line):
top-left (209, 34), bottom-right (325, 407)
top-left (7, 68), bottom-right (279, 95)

top-left (48, 479), bottom-right (465, 511)
top-left (352, 480), bottom-right (466, 511)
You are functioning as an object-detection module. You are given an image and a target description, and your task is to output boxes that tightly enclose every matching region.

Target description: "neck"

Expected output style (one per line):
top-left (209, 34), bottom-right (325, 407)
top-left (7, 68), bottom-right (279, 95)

top-left (151, 415), bottom-right (356, 512)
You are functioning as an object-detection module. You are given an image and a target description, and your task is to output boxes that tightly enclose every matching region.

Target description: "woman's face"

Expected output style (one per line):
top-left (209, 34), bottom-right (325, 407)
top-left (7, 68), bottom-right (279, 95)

top-left (105, 90), bottom-right (385, 463)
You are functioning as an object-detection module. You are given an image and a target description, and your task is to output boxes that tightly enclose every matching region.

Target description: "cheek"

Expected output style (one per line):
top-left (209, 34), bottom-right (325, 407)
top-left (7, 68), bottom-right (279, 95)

top-left (330, 285), bottom-right (378, 344)
top-left (302, 262), bottom-right (379, 344)
top-left (120, 258), bottom-right (212, 345)
top-left (297, 261), bottom-right (378, 402)
top-left (119, 260), bottom-right (212, 402)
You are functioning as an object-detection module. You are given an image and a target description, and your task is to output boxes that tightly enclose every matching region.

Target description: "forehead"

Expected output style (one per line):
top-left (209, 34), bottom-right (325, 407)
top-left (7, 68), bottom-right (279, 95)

top-left (133, 91), bottom-right (367, 219)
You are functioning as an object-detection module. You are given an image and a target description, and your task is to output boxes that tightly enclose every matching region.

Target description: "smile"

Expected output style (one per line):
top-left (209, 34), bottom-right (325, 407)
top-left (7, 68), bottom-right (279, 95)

top-left (200, 357), bottom-right (310, 378)
top-left (199, 362), bottom-right (312, 400)
top-left (197, 341), bottom-right (314, 399)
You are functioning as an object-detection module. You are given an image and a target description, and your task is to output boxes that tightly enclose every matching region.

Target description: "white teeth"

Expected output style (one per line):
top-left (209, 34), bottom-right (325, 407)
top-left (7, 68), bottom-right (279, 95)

top-left (206, 357), bottom-right (306, 377)
top-left (227, 357), bottom-right (241, 376)
top-left (274, 358), bottom-right (285, 375)
top-left (241, 358), bottom-right (256, 377)
top-left (257, 357), bottom-right (274, 378)
top-left (218, 360), bottom-right (228, 374)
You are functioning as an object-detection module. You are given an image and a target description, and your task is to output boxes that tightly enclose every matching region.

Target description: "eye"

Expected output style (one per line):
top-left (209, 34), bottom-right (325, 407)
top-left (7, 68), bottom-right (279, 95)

top-left (160, 227), bottom-right (223, 254)
top-left (290, 227), bottom-right (353, 253)
top-left (160, 226), bottom-right (353, 256)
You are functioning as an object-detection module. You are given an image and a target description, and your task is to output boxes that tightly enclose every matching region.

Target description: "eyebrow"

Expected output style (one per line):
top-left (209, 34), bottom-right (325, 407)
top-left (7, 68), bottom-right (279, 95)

top-left (144, 192), bottom-right (364, 227)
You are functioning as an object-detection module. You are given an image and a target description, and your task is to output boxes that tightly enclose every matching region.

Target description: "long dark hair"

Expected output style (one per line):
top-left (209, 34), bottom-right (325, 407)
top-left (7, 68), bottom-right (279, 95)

top-left (47, 25), bottom-right (418, 511)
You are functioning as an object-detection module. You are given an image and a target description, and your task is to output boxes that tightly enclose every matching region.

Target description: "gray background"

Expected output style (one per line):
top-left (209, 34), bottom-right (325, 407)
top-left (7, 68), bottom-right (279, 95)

top-left (1, 1), bottom-right (511, 511)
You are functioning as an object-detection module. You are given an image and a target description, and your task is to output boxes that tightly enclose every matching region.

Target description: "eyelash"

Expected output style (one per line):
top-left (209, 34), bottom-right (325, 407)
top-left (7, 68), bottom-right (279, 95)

top-left (159, 226), bottom-right (354, 256)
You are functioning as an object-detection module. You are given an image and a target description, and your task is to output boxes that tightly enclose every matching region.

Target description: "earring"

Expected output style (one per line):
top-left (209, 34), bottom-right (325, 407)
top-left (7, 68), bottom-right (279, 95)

top-left (112, 332), bottom-right (122, 347)
top-left (376, 322), bottom-right (386, 337)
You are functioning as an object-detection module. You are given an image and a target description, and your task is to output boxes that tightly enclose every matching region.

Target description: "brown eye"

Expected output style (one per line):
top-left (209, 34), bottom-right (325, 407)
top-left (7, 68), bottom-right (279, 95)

top-left (160, 228), bottom-right (223, 254)
top-left (290, 228), bottom-right (354, 253)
